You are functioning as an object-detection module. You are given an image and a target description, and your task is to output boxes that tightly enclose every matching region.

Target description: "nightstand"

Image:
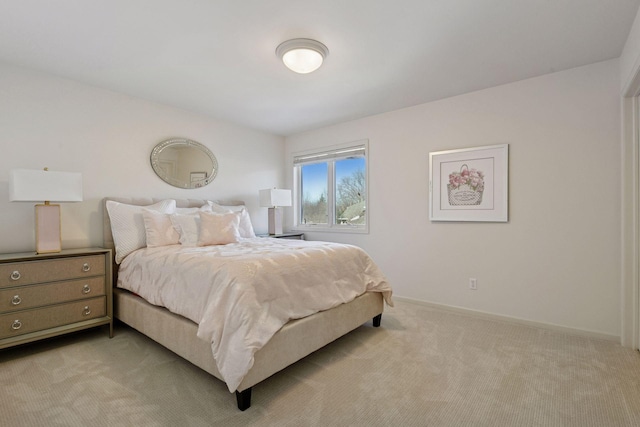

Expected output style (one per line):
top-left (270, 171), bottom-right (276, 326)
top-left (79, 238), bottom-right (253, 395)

top-left (0, 248), bottom-right (113, 350)
top-left (258, 232), bottom-right (305, 240)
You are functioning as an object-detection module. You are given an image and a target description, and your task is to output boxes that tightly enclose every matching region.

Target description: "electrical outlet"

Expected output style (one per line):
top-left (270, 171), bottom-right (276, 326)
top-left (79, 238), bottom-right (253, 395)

top-left (469, 278), bottom-right (477, 290)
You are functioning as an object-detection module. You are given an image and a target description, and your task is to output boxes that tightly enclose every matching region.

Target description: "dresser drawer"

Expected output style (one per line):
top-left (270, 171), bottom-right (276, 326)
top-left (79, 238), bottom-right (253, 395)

top-left (0, 276), bottom-right (105, 314)
top-left (0, 297), bottom-right (106, 340)
top-left (0, 255), bottom-right (105, 288)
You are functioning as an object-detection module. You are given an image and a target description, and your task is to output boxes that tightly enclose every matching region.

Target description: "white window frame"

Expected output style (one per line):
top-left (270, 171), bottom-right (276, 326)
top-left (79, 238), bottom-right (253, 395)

top-left (292, 140), bottom-right (369, 234)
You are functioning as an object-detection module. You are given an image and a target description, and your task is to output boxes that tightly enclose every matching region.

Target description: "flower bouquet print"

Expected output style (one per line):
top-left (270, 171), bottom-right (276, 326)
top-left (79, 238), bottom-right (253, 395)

top-left (429, 144), bottom-right (508, 222)
top-left (447, 164), bottom-right (484, 206)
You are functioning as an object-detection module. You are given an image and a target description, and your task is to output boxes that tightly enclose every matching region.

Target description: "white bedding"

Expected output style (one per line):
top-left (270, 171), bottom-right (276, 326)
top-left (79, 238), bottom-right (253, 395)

top-left (116, 237), bottom-right (393, 392)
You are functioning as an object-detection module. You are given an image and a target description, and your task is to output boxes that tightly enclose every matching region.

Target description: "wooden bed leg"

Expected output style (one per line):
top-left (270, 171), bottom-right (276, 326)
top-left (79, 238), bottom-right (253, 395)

top-left (236, 388), bottom-right (252, 411)
top-left (373, 314), bottom-right (382, 327)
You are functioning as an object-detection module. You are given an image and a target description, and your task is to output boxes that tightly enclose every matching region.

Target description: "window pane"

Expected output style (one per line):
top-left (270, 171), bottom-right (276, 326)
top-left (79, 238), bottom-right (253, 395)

top-left (335, 157), bottom-right (366, 225)
top-left (300, 163), bottom-right (328, 224)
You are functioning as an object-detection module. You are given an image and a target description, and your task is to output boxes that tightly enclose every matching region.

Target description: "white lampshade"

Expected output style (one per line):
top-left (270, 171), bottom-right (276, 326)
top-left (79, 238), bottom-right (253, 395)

top-left (276, 39), bottom-right (329, 74)
top-left (9, 168), bottom-right (83, 253)
top-left (259, 189), bottom-right (292, 207)
top-left (10, 169), bottom-right (83, 202)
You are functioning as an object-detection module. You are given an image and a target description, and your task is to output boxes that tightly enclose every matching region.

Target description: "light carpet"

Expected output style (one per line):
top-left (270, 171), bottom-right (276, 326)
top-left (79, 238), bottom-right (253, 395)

top-left (2, 300), bottom-right (640, 426)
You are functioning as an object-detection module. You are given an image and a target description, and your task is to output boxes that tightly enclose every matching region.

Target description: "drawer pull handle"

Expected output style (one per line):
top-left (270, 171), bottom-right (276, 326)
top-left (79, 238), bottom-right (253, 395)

top-left (11, 295), bottom-right (21, 305)
top-left (11, 320), bottom-right (22, 330)
top-left (83, 306), bottom-right (91, 316)
top-left (82, 263), bottom-right (91, 272)
top-left (10, 271), bottom-right (21, 281)
top-left (82, 284), bottom-right (91, 294)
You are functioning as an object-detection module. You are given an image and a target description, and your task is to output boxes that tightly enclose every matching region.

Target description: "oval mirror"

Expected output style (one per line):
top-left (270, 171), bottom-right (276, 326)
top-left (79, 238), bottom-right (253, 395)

top-left (150, 138), bottom-right (218, 189)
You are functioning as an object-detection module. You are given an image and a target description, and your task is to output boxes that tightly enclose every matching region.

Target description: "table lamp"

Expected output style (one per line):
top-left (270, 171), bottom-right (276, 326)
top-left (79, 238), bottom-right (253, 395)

top-left (259, 188), bottom-right (292, 235)
top-left (10, 168), bottom-right (83, 253)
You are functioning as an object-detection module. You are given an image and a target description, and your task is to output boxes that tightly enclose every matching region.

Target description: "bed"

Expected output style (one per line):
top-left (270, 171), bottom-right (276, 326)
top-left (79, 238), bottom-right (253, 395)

top-left (103, 197), bottom-right (392, 410)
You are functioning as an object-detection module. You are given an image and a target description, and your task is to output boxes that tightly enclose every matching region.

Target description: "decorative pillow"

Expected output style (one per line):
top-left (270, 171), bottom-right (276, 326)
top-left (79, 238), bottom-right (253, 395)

top-left (208, 202), bottom-right (256, 238)
top-left (106, 199), bottom-right (176, 264)
top-left (168, 205), bottom-right (214, 246)
top-left (142, 209), bottom-right (180, 247)
top-left (197, 211), bottom-right (241, 246)
top-left (170, 213), bottom-right (200, 246)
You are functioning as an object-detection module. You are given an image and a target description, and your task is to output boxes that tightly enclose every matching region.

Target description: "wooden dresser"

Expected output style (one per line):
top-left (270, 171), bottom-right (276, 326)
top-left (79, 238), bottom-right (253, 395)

top-left (0, 248), bottom-right (113, 350)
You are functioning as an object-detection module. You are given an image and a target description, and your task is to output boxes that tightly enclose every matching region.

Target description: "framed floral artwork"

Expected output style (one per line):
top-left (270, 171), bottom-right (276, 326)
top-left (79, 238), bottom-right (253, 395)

top-left (429, 144), bottom-right (508, 222)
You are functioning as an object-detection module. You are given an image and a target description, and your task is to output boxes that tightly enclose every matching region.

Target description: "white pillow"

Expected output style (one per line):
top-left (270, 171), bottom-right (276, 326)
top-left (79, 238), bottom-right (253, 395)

top-left (208, 202), bottom-right (256, 238)
top-left (169, 205), bottom-right (213, 246)
top-left (175, 205), bottom-right (212, 214)
top-left (106, 199), bottom-right (176, 263)
top-left (170, 213), bottom-right (200, 246)
top-left (208, 201), bottom-right (233, 213)
top-left (142, 209), bottom-right (180, 247)
top-left (197, 211), bottom-right (241, 246)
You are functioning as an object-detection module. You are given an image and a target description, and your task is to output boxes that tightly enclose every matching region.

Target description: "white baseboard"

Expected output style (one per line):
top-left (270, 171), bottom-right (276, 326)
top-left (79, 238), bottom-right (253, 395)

top-left (392, 296), bottom-right (619, 343)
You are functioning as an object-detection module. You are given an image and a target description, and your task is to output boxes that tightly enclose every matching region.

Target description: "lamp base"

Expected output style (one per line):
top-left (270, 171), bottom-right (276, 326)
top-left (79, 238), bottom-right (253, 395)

top-left (35, 203), bottom-right (62, 254)
top-left (267, 207), bottom-right (283, 235)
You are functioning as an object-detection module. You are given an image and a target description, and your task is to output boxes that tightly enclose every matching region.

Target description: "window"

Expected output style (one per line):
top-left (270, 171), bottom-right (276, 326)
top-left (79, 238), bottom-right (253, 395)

top-left (293, 141), bottom-right (368, 232)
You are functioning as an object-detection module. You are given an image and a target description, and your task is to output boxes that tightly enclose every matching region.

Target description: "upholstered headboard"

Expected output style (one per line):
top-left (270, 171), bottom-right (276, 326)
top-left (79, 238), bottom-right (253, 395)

top-left (102, 197), bottom-right (245, 285)
top-left (102, 197), bottom-right (245, 249)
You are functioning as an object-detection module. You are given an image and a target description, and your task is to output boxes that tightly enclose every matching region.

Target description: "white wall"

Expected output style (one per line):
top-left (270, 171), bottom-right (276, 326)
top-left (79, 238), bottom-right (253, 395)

top-left (285, 59), bottom-right (622, 337)
top-left (0, 63), bottom-right (285, 254)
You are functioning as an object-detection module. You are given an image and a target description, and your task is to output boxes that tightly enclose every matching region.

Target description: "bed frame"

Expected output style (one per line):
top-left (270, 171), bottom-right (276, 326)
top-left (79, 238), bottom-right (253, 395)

top-left (103, 197), bottom-right (384, 410)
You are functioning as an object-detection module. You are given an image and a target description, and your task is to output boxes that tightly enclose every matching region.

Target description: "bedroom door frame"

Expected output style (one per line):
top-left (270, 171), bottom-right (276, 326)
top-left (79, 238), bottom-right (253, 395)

top-left (622, 74), bottom-right (640, 350)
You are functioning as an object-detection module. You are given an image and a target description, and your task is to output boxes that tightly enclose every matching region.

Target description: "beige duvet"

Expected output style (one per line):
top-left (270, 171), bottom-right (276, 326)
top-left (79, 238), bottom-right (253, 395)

top-left (117, 237), bottom-right (393, 392)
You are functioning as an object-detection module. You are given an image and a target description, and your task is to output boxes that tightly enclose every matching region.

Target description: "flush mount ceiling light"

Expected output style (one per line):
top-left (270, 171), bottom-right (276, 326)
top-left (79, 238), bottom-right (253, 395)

top-left (276, 38), bottom-right (329, 74)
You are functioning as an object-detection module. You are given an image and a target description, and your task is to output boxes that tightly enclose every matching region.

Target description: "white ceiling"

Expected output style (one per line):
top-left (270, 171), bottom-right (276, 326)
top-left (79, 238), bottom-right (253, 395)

top-left (0, 0), bottom-right (638, 136)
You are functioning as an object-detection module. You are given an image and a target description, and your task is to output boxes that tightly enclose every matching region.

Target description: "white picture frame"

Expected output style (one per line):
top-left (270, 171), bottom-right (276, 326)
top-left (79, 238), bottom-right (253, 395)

top-left (429, 144), bottom-right (508, 222)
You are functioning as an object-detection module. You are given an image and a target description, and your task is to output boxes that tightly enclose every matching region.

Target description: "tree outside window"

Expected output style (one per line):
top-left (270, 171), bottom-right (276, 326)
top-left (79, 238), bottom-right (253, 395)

top-left (294, 142), bottom-right (368, 232)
